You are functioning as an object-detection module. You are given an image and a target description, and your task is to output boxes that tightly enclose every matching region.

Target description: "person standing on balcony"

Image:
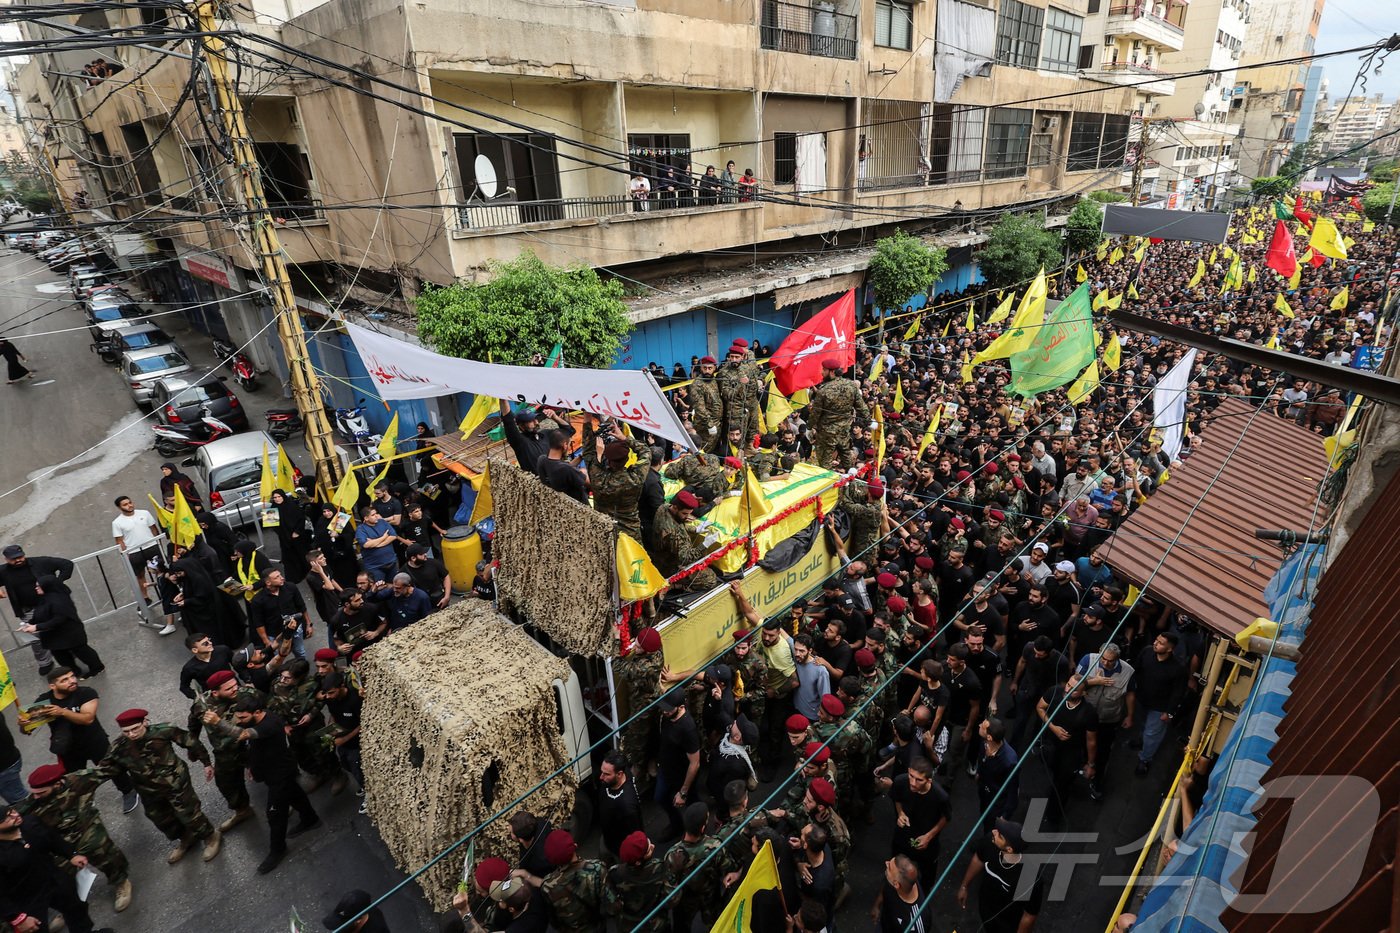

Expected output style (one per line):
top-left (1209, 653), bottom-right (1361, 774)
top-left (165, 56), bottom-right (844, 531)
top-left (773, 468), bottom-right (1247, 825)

top-left (677, 163), bottom-right (696, 208)
top-left (739, 169), bottom-right (758, 202)
top-left (629, 172), bottom-right (651, 212)
top-left (721, 161), bottom-right (739, 203)
top-left (658, 165), bottom-right (679, 209)
top-left (699, 165), bottom-right (722, 205)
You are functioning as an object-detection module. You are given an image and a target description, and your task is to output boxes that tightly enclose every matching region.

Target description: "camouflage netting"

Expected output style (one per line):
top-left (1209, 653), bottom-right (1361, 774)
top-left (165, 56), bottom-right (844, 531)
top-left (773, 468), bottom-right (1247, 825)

top-left (359, 602), bottom-right (576, 908)
top-left (489, 457), bottom-right (620, 656)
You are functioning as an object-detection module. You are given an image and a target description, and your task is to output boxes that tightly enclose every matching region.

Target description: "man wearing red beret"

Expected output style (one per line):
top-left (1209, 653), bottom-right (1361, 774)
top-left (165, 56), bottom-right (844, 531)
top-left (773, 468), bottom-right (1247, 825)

top-left (689, 356), bottom-right (723, 450)
top-left (194, 670), bottom-right (263, 834)
top-left (23, 764), bottom-right (132, 913)
top-left (510, 829), bottom-right (607, 933)
top-left (604, 830), bottom-right (667, 932)
top-left (95, 709), bottom-right (221, 865)
top-left (613, 627), bottom-right (667, 784)
top-left (650, 491), bottom-right (718, 592)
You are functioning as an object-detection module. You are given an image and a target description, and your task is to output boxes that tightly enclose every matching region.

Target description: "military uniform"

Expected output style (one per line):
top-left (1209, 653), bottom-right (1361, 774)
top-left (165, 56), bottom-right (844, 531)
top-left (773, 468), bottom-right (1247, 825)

top-left (663, 834), bottom-right (732, 929)
top-left (662, 452), bottom-right (726, 504)
top-left (192, 684), bottom-right (265, 811)
top-left (268, 679), bottom-right (339, 782)
top-left (20, 769), bottom-right (129, 886)
top-left (808, 372), bottom-right (869, 469)
top-left (605, 855), bottom-right (669, 933)
top-left (725, 647), bottom-right (768, 742)
top-left (689, 375), bottom-right (725, 451)
top-left (939, 532), bottom-right (969, 561)
top-left (583, 432), bottom-right (652, 541)
top-left (614, 649), bottom-right (665, 770)
top-left (95, 723), bottom-right (215, 843)
top-left (651, 504), bottom-right (717, 591)
top-left (813, 717), bottom-right (872, 814)
top-left (841, 484), bottom-right (884, 562)
top-left (541, 857), bottom-right (609, 933)
top-left (715, 805), bottom-right (769, 870)
top-left (748, 446), bottom-right (780, 481)
top-left (717, 356), bottom-right (762, 440)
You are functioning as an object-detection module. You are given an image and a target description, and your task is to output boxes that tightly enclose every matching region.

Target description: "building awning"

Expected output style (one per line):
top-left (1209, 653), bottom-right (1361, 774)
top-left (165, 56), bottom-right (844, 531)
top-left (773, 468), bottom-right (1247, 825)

top-left (1099, 398), bottom-right (1329, 639)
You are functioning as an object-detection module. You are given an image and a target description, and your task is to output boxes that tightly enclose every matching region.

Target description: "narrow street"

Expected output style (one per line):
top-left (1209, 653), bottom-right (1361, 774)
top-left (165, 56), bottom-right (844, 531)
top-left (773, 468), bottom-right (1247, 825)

top-left (0, 251), bottom-right (434, 931)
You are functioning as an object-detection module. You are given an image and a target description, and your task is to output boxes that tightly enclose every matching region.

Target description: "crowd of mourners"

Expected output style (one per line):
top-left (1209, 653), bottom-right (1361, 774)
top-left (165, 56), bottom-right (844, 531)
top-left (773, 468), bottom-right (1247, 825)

top-left (0, 204), bottom-right (1390, 933)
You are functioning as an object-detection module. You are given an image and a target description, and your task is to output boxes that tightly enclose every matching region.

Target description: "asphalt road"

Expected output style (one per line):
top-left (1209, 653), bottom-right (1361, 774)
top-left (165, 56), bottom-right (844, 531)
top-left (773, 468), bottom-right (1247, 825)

top-left (0, 251), bottom-right (435, 932)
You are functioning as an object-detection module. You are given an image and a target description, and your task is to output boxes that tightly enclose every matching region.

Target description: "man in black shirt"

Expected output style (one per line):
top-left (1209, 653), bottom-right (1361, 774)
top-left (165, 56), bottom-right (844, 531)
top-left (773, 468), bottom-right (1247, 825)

top-left (178, 634), bottom-right (233, 699)
top-left (31, 668), bottom-right (137, 811)
top-left (938, 549), bottom-right (975, 623)
top-left (957, 820), bottom-right (1044, 933)
top-left (1132, 632), bottom-right (1188, 775)
top-left (942, 644), bottom-right (983, 778)
top-left (1009, 636), bottom-right (1070, 750)
top-left (320, 889), bottom-right (390, 933)
top-left (595, 751), bottom-right (644, 859)
top-left (404, 546), bottom-right (452, 610)
top-left (471, 562), bottom-right (497, 601)
top-left (246, 569), bottom-right (310, 653)
top-left (500, 404), bottom-right (550, 477)
top-left (228, 695), bottom-right (320, 874)
top-left (536, 429), bottom-right (589, 504)
top-left (318, 673), bottom-right (364, 810)
top-left (873, 855), bottom-right (931, 933)
top-left (0, 714), bottom-right (23, 806)
top-left (797, 822), bottom-right (838, 919)
top-left (1037, 672), bottom-right (1097, 827)
top-left (1068, 604), bottom-right (1111, 662)
top-left (330, 590), bottom-right (388, 654)
top-left (889, 756), bottom-right (949, 887)
top-left (656, 693), bottom-right (700, 841)
top-left (813, 619), bottom-right (854, 684)
top-left (1008, 584), bottom-right (1061, 660)
top-left (0, 808), bottom-right (111, 933)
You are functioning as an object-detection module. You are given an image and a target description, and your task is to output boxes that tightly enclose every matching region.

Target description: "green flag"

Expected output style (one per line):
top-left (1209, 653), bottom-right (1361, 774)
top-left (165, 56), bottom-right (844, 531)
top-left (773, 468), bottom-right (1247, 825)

top-left (1008, 282), bottom-right (1097, 398)
top-left (1272, 200), bottom-right (1291, 221)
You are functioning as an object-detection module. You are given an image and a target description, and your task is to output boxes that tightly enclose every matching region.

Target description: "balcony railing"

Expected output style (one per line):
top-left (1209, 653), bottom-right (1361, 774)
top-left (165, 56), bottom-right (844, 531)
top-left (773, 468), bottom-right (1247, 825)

top-left (761, 0), bottom-right (858, 61)
top-left (454, 193), bottom-right (755, 232)
top-left (1103, 60), bottom-right (1172, 76)
top-left (268, 198), bottom-right (324, 223)
top-left (1106, 4), bottom-right (1185, 33)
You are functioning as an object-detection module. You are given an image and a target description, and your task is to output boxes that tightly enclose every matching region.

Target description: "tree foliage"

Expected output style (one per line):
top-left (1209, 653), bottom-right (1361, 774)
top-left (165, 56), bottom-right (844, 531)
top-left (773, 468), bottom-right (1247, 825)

top-left (867, 230), bottom-right (949, 312)
top-left (978, 214), bottom-right (1062, 288)
top-left (1064, 200), bottom-right (1103, 256)
top-left (1086, 189), bottom-right (1129, 204)
top-left (414, 251), bottom-right (632, 368)
top-left (12, 180), bottom-right (52, 214)
top-left (1249, 175), bottom-right (1292, 201)
top-left (1368, 160), bottom-right (1399, 184)
top-left (1279, 137), bottom-right (1323, 180)
top-left (1362, 183), bottom-right (1396, 224)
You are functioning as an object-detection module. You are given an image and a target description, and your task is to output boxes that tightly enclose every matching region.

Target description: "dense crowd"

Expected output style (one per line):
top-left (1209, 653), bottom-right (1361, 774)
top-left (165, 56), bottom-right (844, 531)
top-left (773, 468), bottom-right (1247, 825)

top-left (0, 204), bottom-right (1389, 933)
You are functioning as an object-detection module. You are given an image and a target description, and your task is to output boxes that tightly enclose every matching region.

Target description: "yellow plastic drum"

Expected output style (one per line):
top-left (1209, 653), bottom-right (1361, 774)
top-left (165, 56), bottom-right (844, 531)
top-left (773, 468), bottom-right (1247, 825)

top-left (440, 526), bottom-right (481, 594)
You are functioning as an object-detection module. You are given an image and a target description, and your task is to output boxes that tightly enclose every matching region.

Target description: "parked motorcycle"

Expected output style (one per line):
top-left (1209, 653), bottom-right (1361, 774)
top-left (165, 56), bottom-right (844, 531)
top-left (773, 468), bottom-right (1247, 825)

top-left (152, 411), bottom-right (234, 457)
top-left (333, 399), bottom-right (382, 457)
top-left (212, 336), bottom-right (258, 391)
top-left (265, 407), bottom-right (304, 442)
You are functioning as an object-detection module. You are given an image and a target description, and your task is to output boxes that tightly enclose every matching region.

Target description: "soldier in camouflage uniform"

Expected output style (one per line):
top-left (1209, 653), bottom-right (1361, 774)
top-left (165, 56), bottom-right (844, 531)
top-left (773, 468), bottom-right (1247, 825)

top-left (21, 763), bottom-right (132, 912)
top-left (812, 694), bottom-right (873, 816)
top-left (688, 356), bottom-right (725, 451)
top-left (614, 627), bottom-right (666, 778)
top-left (528, 829), bottom-right (607, 933)
top-left (724, 631), bottom-right (768, 752)
top-left (605, 831), bottom-right (669, 933)
top-left (662, 450), bottom-right (727, 505)
top-left (581, 419), bottom-right (652, 540)
top-left (840, 480), bottom-right (885, 563)
top-left (800, 778), bottom-right (852, 888)
top-left (748, 434), bottom-right (781, 480)
top-left (664, 802), bottom-right (733, 932)
top-left (808, 358), bottom-right (870, 470)
top-left (939, 516), bottom-right (970, 560)
top-left (717, 341), bottom-right (762, 442)
top-left (268, 659), bottom-right (342, 791)
top-left (194, 669), bottom-right (262, 831)
top-left (650, 492), bottom-right (718, 592)
top-left (778, 742), bottom-right (833, 816)
top-left (95, 708), bottom-right (222, 864)
top-left (714, 779), bottom-right (770, 873)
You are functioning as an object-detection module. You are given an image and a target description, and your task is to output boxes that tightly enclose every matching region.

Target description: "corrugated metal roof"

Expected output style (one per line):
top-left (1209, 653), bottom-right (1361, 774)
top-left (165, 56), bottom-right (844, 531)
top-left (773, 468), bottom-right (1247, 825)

top-left (1100, 397), bottom-right (1329, 638)
top-left (1222, 468), bottom-right (1400, 933)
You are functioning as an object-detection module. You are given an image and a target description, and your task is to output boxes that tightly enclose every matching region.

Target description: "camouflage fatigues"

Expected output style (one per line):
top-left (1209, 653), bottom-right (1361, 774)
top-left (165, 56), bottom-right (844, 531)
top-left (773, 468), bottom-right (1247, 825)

top-left (605, 855), bottom-right (669, 933)
top-left (715, 805), bottom-right (769, 869)
top-left (20, 769), bottom-right (129, 885)
top-left (95, 722), bottom-right (214, 841)
top-left (269, 679), bottom-right (339, 780)
top-left (689, 376), bottom-right (724, 450)
top-left (747, 446), bottom-right (780, 481)
top-left (726, 647), bottom-right (768, 740)
top-left (841, 484), bottom-right (883, 562)
top-left (717, 356), bottom-right (762, 439)
top-left (813, 716), bottom-right (873, 813)
top-left (651, 503), bottom-right (718, 592)
top-left (817, 807), bottom-right (853, 884)
top-left (192, 684), bottom-right (266, 810)
top-left (662, 452), bottom-right (726, 504)
top-left (939, 533), bottom-right (969, 561)
top-left (583, 432), bottom-right (652, 540)
top-left (808, 374), bottom-right (869, 470)
top-left (663, 834), bottom-right (733, 927)
top-left (614, 649), bottom-right (665, 769)
top-left (541, 857), bottom-right (609, 933)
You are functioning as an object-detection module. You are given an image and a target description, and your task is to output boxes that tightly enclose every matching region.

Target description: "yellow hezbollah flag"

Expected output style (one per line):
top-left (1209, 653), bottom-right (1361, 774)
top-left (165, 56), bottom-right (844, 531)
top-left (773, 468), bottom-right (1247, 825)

top-left (468, 465), bottom-right (493, 525)
top-left (1264, 330), bottom-right (1280, 350)
top-left (1133, 240), bottom-right (1147, 262)
top-left (1124, 583), bottom-right (1142, 608)
top-left (892, 376), bottom-right (905, 413)
top-left (1248, 266), bottom-right (1257, 284)
top-left (1362, 220), bottom-right (1376, 233)
top-left (765, 374), bottom-right (794, 428)
top-left (0, 647), bottom-right (16, 711)
top-left (710, 839), bottom-right (781, 933)
top-left (941, 318), bottom-right (951, 337)
top-left (965, 302), bottom-right (976, 331)
top-left (1309, 217), bottom-right (1348, 260)
top-left (1209, 248), bottom-right (1218, 265)
top-left (171, 485), bottom-right (200, 548)
top-left (873, 405), bottom-right (886, 472)
top-left (986, 291), bottom-right (1014, 325)
top-left (259, 443), bottom-right (275, 504)
top-left (1188, 259), bottom-right (1205, 288)
top-left (869, 353), bottom-right (885, 382)
top-left (917, 405), bottom-right (942, 460)
top-left (789, 386), bottom-right (809, 407)
top-left (1095, 241), bottom-right (1107, 262)
top-left (903, 313), bottom-right (922, 341)
top-left (275, 443), bottom-right (296, 494)
top-left (1076, 264), bottom-right (1088, 283)
top-left (369, 412), bottom-right (400, 495)
top-left (998, 267), bottom-right (1048, 357)
top-left (1103, 332), bottom-right (1121, 371)
top-left (1104, 292), bottom-right (1123, 312)
top-left (1067, 361), bottom-right (1099, 406)
top-left (331, 465), bottom-right (360, 515)
top-left (738, 466), bottom-right (773, 529)
top-left (1092, 290), bottom-right (1108, 311)
top-left (1330, 286), bottom-right (1349, 311)
top-left (1287, 262), bottom-right (1302, 290)
top-left (1274, 294), bottom-right (1295, 319)
top-left (617, 532), bottom-right (666, 601)
top-left (147, 494), bottom-right (173, 530)
top-left (1127, 281), bottom-right (1140, 300)
top-left (1109, 247), bottom-right (1124, 265)
top-left (458, 393), bottom-right (496, 436)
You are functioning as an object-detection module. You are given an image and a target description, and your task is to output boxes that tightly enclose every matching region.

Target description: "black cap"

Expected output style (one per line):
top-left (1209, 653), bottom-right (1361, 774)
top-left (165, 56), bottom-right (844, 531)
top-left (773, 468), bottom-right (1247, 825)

top-left (994, 818), bottom-right (1026, 853)
top-left (656, 690), bottom-right (681, 713)
top-left (322, 889), bottom-right (373, 929)
top-left (406, 544), bottom-right (427, 558)
top-left (2, 545), bottom-right (23, 559)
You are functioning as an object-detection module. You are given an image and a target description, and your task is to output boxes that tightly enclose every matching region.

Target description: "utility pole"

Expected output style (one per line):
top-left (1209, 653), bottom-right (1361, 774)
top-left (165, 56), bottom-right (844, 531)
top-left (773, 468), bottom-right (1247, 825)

top-left (1129, 111), bottom-right (1154, 205)
top-left (192, 0), bottom-right (341, 489)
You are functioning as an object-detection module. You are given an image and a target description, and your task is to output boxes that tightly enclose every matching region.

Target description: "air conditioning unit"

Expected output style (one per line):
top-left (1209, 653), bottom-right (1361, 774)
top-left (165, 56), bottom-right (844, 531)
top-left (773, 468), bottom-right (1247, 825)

top-left (1040, 116), bottom-right (1061, 131)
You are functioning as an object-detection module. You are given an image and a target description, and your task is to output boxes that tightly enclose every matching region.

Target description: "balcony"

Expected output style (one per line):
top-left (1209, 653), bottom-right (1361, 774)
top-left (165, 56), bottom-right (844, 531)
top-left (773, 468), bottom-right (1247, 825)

top-left (453, 193), bottom-right (749, 234)
top-left (1105, 4), bottom-right (1185, 52)
top-left (761, 0), bottom-right (858, 61)
top-left (1098, 61), bottom-right (1178, 97)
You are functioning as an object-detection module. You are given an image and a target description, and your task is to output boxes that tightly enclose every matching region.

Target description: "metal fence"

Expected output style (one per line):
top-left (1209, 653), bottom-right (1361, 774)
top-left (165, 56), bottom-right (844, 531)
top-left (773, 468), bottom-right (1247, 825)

top-left (454, 195), bottom-right (633, 231)
top-left (761, 0), bottom-right (858, 59)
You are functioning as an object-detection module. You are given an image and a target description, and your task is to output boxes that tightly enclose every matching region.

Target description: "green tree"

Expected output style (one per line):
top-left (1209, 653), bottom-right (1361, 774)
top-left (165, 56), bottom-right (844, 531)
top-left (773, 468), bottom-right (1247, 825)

top-left (1369, 160), bottom-right (1399, 183)
top-left (1086, 190), bottom-right (1128, 204)
top-left (977, 214), bottom-right (1062, 288)
top-left (414, 251), bottom-right (632, 368)
top-left (13, 180), bottom-right (52, 214)
top-left (1063, 200), bottom-right (1103, 257)
top-left (867, 230), bottom-right (948, 312)
top-left (1279, 137), bottom-right (1323, 180)
top-left (1249, 175), bottom-right (1292, 201)
top-left (1362, 182), bottom-right (1396, 224)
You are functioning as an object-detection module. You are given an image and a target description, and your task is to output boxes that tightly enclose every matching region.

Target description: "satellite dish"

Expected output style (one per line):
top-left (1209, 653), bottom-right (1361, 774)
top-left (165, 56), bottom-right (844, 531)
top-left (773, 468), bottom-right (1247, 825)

top-left (1193, 103), bottom-right (1206, 118)
top-left (474, 154), bottom-right (498, 199)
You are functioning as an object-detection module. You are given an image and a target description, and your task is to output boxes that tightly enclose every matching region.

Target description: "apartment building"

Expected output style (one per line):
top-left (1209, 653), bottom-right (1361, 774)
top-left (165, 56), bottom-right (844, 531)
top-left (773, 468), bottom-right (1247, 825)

top-left (18, 0), bottom-right (1142, 430)
top-left (1233, 0), bottom-right (1323, 178)
top-left (1314, 93), bottom-right (1396, 154)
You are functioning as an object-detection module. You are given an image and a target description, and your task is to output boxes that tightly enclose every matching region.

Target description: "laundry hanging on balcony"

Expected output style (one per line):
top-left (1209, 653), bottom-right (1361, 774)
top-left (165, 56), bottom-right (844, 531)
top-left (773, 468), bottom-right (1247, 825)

top-left (933, 0), bottom-right (996, 103)
top-left (795, 133), bottom-right (827, 194)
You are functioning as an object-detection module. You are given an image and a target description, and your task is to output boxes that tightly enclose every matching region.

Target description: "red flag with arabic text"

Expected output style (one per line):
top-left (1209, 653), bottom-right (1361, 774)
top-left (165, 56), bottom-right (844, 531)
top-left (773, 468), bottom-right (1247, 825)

top-left (770, 289), bottom-right (857, 395)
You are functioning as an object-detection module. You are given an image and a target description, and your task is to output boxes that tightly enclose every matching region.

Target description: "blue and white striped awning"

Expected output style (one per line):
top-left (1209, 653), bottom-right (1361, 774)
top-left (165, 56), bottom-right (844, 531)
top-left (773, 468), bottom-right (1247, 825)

top-left (1130, 544), bottom-right (1324, 933)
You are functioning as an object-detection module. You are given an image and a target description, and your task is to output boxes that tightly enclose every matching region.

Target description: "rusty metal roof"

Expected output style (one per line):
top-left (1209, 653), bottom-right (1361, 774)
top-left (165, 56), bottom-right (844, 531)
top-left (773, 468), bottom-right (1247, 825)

top-left (1100, 397), bottom-right (1330, 638)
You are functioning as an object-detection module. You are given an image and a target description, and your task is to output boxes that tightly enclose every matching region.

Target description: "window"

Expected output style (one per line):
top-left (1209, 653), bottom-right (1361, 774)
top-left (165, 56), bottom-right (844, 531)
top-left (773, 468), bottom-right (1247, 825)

top-left (1041, 8), bottom-right (1083, 73)
top-left (984, 108), bottom-right (1032, 179)
top-left (1066, 112), bottom-right (1130, 171)
top-left (254, 142), bottom-right (317, 219)
top-left (1030, 131), bottom-right (1054, 166)
top-left (626, 133), bottom-right (693, 178)
top-left (875, 0), bottom-right (914, 50)
top-left (1078, 44), bottom-right (1095, 69)
top-left (455, 133), bottom-right (563, 222)
top-left (928, 104), bottom-right (985, 184)
top-left (1087, 0), bottom-right (1099, 11)
top-left (118, 122), bottom-right (163, 205)
top-left (995, 0), bottom-right (1044, 69)
top-left (773, 132), bottom-right (798, 184)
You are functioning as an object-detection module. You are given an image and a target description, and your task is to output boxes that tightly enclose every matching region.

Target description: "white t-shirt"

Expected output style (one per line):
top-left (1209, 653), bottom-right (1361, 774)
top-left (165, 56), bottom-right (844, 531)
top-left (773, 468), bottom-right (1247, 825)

top-left (112, 510), bottom-right (158, 550)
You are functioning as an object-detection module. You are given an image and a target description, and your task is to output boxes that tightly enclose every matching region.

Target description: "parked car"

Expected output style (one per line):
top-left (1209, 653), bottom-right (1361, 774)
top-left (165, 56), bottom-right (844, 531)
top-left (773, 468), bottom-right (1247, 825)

top-left (72, 270), bottom-right (112, 298)
top-left (86, 294), bottom-right (151, 341)
top-left (109, 322), bottom-right (181, 357)
top-left (121, 346), bottom-right (193, 406)
top-left (189, 431), bottom-right (301, 527)
top-left (152, 373), bottom-right (249, 432)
